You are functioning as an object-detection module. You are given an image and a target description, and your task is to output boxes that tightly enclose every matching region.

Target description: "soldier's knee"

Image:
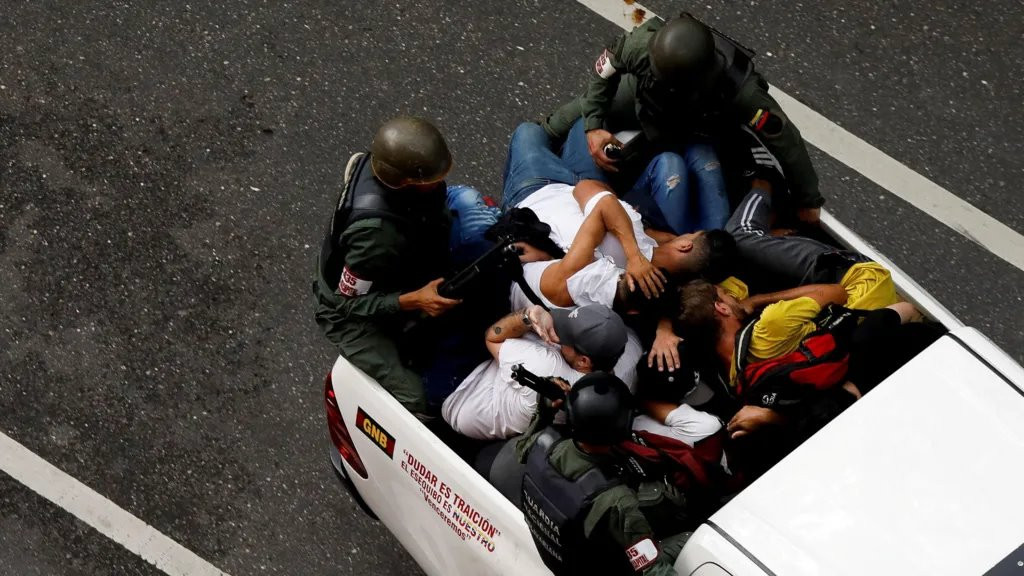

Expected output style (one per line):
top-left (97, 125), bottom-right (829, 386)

top-left (394, 387), bottom-right (427, 414)
top-left (542, 98), bottom-right (584, 141)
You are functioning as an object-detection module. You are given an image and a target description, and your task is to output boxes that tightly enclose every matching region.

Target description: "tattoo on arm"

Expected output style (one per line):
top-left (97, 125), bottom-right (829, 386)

top-left (493, 326), bottom-right (502, 335)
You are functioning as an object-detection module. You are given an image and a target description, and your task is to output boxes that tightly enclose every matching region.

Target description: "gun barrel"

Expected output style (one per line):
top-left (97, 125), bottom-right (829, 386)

top-left (437, 237), bottom-right (517, 300)
top-left (511, 364), bottom-right (566, 402)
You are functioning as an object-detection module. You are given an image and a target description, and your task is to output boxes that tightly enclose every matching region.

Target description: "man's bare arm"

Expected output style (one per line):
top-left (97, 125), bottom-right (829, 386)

top-left (484, 306), bottom-right (558, 359)
top-left (644, 227), bottom-right (677, 245)
top-left (539, 188), bottom-right (665, 305)
top-left (574, 181), bottom-right (666, 297)
top-left (742, 283), bottom-right (848, 313)
top-left (539, 203), bottom-right (610, 307)
top-left (572, 180), bottom-right (643, 263)
top-left (571, 178), bottom-right (615, 209)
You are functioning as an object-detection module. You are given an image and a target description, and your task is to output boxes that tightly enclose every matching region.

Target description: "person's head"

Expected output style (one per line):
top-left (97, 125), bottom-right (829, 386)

top-left (567, 371), bottom-right (634, 450)
top-left (612, 272), bottom-right (674, 317)
top-left (635, 342), bottom-right (715, 407)
top-left (653, 229), bottom-right (736, 281)
top-left (550, 305), bottom-right (628, 373)
top-left (370, 116), bottom-right (452, 190)
top-left (673, 279), bottom-right (745, 347)
top-left (648, 14), bottom-right (721, 95)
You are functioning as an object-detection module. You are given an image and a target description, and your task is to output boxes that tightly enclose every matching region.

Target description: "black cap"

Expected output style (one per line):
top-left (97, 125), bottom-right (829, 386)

top-left (648, 15), bottom-right (720, 91)
top-left (636, 343), bottom-right (715, 407)
top-left (567, 372), bottom-right (634, 445)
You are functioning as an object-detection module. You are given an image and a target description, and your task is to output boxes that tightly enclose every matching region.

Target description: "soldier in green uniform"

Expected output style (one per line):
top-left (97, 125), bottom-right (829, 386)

top-left (313, 116), bottom-right (498, 416)
top-left (544, 13), bottom-right (824, 225)
top-left (514, 372), bottom-right (689, 576)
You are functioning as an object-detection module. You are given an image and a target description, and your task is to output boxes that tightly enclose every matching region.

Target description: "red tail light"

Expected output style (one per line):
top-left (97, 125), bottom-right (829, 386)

top-left (324, 371), bottom-right (368, 479)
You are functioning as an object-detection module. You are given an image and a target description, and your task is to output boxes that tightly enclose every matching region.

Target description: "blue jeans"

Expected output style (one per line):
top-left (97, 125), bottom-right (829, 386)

top-left (562, 118), bottom-right (730, 234)
top-left (501, 123), bottom-right (603, 209)
top-left (448, 184), bottom-right (500, 266)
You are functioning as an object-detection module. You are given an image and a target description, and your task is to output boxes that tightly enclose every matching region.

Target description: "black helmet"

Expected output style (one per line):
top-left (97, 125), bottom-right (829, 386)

top-left (648, 15), bottom-right (719, 89)
top-left (370, 116), bottom-right (453, 189)
top-left (566, 372), bottom-right (634, 445)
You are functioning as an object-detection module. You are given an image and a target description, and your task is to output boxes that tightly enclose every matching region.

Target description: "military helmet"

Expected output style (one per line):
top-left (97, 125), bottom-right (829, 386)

top-left (648, 15), bottom-right (719, 88)
top-left (566, 372), bottom-right (634, 446)
top-left (370, 116), bottom-right (453, 189)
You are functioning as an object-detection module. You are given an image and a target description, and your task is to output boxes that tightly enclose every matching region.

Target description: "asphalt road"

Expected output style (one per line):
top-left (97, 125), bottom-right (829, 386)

top-left (1, 1), bottom-right (1021, 575)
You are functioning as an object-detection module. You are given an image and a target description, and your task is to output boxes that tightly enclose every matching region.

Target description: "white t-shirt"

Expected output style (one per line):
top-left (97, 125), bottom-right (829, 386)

top-left (515, 184), bottom-right (656, 267)
top-left (510, 257), bottom-right (622, 310)
top-left (511, 184), bottom-right (657, 310)
top-left (632, 406), bottom-right (722, 447)
top-left (441, 330), bottom-right (643, 440)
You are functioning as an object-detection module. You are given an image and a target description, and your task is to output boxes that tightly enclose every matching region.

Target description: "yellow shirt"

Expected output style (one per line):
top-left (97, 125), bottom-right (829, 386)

top-left (730, 296), bottom-right (822, 386)
top-left (724, 262), bottom-right (898, 386)
top-left (841, 262), bottom-right (899, 310)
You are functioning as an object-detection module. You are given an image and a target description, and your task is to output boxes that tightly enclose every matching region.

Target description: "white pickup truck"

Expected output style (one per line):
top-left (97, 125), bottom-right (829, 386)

top-left (322, 212), bottom-right (1024, 576)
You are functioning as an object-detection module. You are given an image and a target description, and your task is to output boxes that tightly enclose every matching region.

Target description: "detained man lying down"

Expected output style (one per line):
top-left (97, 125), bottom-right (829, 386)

top-left (441, 303), bottom-right (641, 440)
top-left (442, 181), bottom-right (724, 443)
top-left (509, 179), bottom-right (735, 311)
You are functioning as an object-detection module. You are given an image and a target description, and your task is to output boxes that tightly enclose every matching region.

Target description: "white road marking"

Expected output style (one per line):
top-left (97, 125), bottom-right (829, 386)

top-left (0, 431), bottom-right (230, 576)
top-left (575, 0), bottom-right (1024, 272)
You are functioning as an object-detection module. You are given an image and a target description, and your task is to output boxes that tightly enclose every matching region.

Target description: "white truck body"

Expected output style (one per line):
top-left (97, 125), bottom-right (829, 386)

top-left (324, 211), bottom-right (1024, 575)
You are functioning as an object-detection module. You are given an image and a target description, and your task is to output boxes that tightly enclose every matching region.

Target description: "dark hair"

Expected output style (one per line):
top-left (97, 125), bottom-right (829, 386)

top-left (613, 271), bottom-right (676, 317)
top-left (586, 346), bottom-right (621, 373)
top-left (697, 229), bottom-right (737, 283)
top-left (672, 279), bottom-right (721, 349)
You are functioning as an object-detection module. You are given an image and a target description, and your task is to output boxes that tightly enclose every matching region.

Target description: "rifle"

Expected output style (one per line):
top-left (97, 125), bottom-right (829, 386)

top-left (510, 364), bottom-right (567, 403)
top-left (437, 235), bottom-right (522, 300)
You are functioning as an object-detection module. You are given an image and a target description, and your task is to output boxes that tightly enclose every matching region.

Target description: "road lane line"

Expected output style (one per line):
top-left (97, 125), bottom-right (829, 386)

top-left (575, 0), bottom-right (1024, 272)
top-left (0, 431), bottom-right (230, 576)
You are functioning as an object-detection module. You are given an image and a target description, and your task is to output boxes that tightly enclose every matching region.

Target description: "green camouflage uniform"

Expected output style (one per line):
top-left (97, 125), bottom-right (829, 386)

top-left (313, 183), bottom-right (450, 414)
top-left (545, 17), bottom-right (824, 210)
top-left (516, 420), bottom-right (688, 576)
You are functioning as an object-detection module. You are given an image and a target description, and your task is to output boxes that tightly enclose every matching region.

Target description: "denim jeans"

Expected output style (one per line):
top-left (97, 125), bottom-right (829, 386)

top-left (447, 184), bottom-right (500, 266)
top-left (726, 186), bottom-right (869, 293)
top-left (501, 122), bottom-right (601, 210)
top-left (562, 118), bottom-right (730, 234)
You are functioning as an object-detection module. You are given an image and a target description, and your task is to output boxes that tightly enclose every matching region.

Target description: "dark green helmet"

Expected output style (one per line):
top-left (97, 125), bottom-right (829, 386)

top-left (648, 15), bottom-right (719, 89)
top-left (370, 116), bottom-right (453, 189)
top-left (567, 372), bottom-right (634, 446)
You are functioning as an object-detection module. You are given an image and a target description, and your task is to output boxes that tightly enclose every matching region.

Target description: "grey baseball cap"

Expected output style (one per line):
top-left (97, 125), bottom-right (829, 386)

top-left (550, 305), bottom-right (628, 367)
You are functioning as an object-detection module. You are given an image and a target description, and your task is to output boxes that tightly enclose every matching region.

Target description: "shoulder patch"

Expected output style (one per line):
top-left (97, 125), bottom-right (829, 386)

top-left (626, 537), bottom-right (659, 571)
top-left (748, 108), bottom-right (769, 130)
top-left (338, 266), bottom-right (373, 297)
top-left (749, 108), bottom-right (785, 136)
top-left (595, 49), bottom-right (618, 79)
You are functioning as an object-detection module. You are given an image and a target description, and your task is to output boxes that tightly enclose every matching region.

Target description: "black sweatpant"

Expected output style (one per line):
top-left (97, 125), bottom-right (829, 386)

top-left (727, 187), bottom-right (870, 293)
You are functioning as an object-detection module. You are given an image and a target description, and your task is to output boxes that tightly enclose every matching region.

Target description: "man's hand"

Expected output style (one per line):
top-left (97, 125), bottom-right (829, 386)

top-left (648, 329), bottom-right (682, 372)
top-left (513, 241), bottom-right (554, 264)
top-left (797, 206), bottom-right (821, 226)
top-left (527, 305), bottom-right (560, 345)
top-left (726, 405), bottom-right (785, 439)
top-left (624, 256), bottom-right (666, 299)
top-left (737, 297), bottom-right (757, 318)
top-left (842, 381), bottom-right (862, 400)
top-left (548, 377), bottom-right (572, 410)
top-left (586, 129), bottom-right (621, 173)
top-left (401, 278), bottom-right (461, 317)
